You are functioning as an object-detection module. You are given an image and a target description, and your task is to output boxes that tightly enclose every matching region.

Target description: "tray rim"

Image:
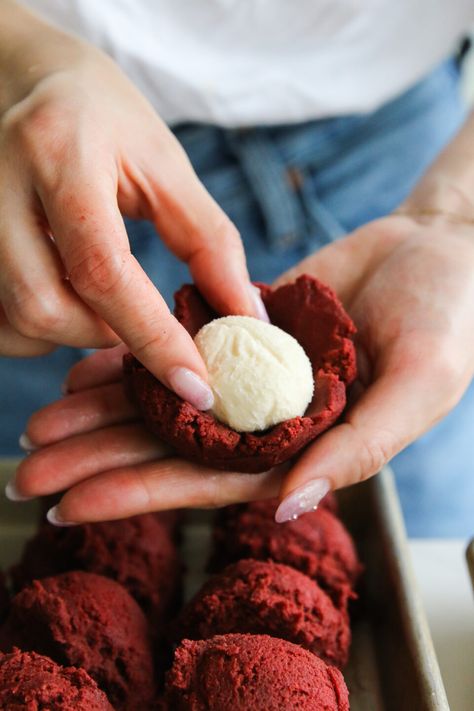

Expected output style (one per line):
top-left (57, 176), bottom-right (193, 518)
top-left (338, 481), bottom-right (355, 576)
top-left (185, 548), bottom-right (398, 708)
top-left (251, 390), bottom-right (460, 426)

top-left (369, 467), bottom-right (450, 711)
top-left (465, 538), bottom-right (474, 594)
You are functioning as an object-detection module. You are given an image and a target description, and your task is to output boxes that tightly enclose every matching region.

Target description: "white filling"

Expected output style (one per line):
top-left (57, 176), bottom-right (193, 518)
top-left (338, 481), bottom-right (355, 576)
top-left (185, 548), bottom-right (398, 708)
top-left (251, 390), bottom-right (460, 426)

top-left (194, 316), bottom-right (314, 432)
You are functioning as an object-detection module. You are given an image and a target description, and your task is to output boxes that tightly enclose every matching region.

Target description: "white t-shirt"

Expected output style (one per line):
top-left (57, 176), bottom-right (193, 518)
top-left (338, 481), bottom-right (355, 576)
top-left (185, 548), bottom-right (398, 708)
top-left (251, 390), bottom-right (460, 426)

top-left (20, 0), bottom-right (474, 127)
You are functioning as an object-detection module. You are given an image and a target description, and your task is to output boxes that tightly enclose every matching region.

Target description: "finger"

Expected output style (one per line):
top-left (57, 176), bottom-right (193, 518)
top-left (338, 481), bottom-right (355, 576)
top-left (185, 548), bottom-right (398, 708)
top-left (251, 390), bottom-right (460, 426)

top-left (65, 343), bottom-right (128, 393)
top-left (14, 423), bottom-right (170, 497)
top-left (0, 304), bottom-right (55, 356)
top-left (47, 461), bottom-right (284, 524)
top-left (275, 346), bottom-right (464, 522)
top-left (25, 382), bottom-right (138, 446)
top-left (38, 172), bottom-right (214, 409)
top-left (0, 185), bottom-right (119, 348)
top-left (134, 129), bottom-right (268, 321)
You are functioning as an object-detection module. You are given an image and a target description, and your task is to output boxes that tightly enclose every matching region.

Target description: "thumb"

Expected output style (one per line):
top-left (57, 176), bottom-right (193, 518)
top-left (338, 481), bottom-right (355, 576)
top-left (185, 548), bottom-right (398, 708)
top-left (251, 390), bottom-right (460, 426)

top-left (274, 355), bottom-right (458, 523)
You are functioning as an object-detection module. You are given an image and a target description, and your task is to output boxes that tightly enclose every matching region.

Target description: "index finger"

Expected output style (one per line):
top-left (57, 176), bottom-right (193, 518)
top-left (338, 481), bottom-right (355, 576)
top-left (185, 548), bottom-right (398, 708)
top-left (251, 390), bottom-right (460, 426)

top-left (40, 175), bottom-right (214, 409)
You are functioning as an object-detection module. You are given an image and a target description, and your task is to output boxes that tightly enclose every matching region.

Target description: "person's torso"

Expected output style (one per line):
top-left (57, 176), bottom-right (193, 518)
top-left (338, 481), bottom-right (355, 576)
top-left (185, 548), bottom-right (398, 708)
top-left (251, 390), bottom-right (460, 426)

top-left (20, 0), bottom-right (474, 126)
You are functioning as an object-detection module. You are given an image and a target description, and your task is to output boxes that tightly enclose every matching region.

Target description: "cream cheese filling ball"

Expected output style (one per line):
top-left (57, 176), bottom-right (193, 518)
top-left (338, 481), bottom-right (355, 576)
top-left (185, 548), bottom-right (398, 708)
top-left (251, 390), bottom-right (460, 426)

top-left (194, 316), bottom-right (314, 432)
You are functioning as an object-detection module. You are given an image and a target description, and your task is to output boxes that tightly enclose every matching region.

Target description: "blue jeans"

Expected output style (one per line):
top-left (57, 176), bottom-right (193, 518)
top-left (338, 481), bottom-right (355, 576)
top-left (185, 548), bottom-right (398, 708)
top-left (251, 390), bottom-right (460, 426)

top-left (1, 60), bottom-right (472, 536)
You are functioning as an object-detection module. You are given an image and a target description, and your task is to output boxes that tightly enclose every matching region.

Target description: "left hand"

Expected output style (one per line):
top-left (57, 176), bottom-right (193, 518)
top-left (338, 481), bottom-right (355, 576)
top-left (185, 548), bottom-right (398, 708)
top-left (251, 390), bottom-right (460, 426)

top-left (9, 214), bottom-right (474, 524)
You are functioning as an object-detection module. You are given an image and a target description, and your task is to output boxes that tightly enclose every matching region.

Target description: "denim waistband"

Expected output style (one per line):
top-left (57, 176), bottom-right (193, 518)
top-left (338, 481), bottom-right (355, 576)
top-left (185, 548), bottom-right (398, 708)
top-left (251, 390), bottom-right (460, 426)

top-left (173, 58), bottom-right (462, 252)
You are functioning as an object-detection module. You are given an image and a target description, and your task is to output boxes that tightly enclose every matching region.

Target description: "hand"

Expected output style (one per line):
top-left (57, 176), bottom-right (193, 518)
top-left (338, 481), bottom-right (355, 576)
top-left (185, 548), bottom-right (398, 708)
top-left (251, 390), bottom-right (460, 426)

top-left (10, 343), bottom-right (284, 518)
top-left (9, 215), bottom-right (474, 523)
top-left (0, 3), bottom-right (265, 408)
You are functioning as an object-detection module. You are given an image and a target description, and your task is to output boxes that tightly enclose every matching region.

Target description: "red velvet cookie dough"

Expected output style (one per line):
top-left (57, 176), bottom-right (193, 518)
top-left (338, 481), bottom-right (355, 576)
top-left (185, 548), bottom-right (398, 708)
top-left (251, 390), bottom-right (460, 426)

top-left (210, 500), bottom-right (362, 608)
top-left (174, 558), bottom-right (350, 668)
top-left (0, 649), bottom-right (113, 710)
top-left (11, 514), bottom-right (181, 625)
top-left (124, 275), bottom-right (356, 473)
top-left (163, 633), bottom-right (350, 711)
top-left (0, 571), bottom-right (155, 711)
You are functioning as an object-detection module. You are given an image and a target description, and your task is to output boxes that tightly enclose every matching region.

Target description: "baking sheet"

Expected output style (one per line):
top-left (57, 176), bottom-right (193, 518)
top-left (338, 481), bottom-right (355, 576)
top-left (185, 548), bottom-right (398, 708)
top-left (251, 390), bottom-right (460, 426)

top-left (0, 459), bottom-right (449, 710)
top-left (466, 539), bottom-right (474, 595)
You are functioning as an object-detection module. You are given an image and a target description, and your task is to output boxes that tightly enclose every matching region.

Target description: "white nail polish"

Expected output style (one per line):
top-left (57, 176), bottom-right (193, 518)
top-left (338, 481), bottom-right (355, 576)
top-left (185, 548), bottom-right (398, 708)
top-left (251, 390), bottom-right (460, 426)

top-left (5, 479), bottom-right (34, 502)
top-left (46, 505), bottom-right (77, 527)
top-left (275, 478), bottom-right (331, 524)
top-left (167, 367), bottom-right (214, 410)
top-left (249, 285), bottom-right (270, 323)
top-left (19, 433), bottom-right (37, 452)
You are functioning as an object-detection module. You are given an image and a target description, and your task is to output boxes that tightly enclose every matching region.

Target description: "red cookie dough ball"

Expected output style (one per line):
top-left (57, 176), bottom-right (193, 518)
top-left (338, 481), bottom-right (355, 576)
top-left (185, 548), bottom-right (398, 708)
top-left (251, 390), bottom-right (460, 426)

top-left (0, 571), bottom-right (155, 711)
top-left (164, 633), bottom-right (349, 711)
top-left (124, 275), bottom-right (357, 473)
top-left (39, 496), bottom-right (184, 540)
top-left (11, 514), bottom-right (181, 624)
top-left (0, 649), bottom-right (113, 710)
top-left (153, 509), bottom-right (185, 541)
top-left (211, 500), bottom-right (362, 608)
top-left (174, 559), bottom-right (350, 668)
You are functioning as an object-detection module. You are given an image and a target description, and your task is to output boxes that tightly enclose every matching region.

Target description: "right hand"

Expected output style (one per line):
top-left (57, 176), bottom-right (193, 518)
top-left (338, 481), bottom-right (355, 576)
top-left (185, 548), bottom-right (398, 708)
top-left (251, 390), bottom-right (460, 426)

top-left (0, 3), bottom-right (266, 408)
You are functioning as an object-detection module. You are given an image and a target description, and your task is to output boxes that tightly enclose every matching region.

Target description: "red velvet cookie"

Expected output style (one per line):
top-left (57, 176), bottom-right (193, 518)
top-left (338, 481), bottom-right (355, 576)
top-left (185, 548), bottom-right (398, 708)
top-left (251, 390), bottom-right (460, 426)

top-left (0, 571), bottom-right (155, 711)
top-left (163, 633), bottom-right (350, 710)
top-left (173, 558), bottom-right (350, 668)
top-left (210, 500), bottom-right (362, 609)
top-left (11, 514), bottom-right (182, 625)
top-left (124, 275), bottom-right (356, 473)
top-left (0, 649), bottom-right (113, 710)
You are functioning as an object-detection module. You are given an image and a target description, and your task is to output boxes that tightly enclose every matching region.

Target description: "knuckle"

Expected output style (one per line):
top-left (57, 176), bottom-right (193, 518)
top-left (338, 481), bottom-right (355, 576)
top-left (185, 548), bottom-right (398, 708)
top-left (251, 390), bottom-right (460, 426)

top-left (2, 101), bottom-right (70, 170)
top-left (431, 349), bottom-right (461, 391)
top-left (134, 323), bottom-right (174, 359)
top-left (202, 473), bottom-right (225, 509)
top-left (68, 246), bottom-right (131, 302)
top-left (6, 288), bottom-right (68, 339)
top-left (190, 212), bottom-right (242, 257)
top-left (425, 346), bottom-right (467, 417)
top-left (213, 217), bottom-right (242, 252)
top-left (352, 426), bottom-right (394, 484)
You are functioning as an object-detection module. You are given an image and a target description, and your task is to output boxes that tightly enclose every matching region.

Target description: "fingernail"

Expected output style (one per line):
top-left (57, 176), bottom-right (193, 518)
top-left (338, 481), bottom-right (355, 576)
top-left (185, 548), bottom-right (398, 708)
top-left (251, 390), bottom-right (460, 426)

top-left (5, 479), bottom-right (35, 502)
top-left (46, 505), bottom-right (77, 527)
top-left (19, 433), bottom-right (37, 452)
top-left (248, 285), bottom-right (270, 323)
top-left (167, 367), bottom-right (214, 410)
top-left (275, 478), bottom-right (331, 523)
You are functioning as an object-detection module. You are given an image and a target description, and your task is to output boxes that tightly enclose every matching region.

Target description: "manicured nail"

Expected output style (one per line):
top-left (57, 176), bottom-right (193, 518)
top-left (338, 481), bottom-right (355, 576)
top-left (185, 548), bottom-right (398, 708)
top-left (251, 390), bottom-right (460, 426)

top-left (19, 433), bottom-right (37, 452)
top-left (167, 367), bottom-right (214, 410)
top-left (275, 478), bottom-right (331, 523)
top-left (5, 479), bottom-right (34, 502)
top-left (248, 284), bottom-right (270, 323)
top-left (46, 505), bottom-right (77, 527)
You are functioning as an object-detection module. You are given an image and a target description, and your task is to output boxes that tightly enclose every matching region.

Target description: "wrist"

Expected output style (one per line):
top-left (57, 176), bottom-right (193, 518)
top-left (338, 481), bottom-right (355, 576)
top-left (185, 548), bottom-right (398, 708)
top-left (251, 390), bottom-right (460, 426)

top-left (391, 210), bottom-right (474, 255)
top-left (399, 173), bottom-right (474, 217)
top-left (394, 173), bottom-right (474, 238)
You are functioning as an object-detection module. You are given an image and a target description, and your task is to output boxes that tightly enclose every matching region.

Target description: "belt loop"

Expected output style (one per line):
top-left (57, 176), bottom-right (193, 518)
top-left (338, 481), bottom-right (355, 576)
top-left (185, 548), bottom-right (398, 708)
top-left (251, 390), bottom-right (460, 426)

top-left (225, 129), bottom-right (305, 251)
top-left (300, 177), bottom-right (346, 244)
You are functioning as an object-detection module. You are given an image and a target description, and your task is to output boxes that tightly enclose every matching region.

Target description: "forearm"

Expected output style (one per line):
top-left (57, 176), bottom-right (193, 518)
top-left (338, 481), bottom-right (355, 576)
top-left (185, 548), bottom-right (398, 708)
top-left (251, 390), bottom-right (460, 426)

top-left (399, 109), bottom-right (474, 224)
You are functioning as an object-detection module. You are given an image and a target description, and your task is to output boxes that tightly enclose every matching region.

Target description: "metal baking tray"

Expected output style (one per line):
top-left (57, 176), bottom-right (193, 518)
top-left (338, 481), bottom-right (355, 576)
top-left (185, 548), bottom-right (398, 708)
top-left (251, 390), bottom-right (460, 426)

top-left (466, 539), bottom-right (474, 594)
top-left (0, 459), bottom-right (448, 710)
